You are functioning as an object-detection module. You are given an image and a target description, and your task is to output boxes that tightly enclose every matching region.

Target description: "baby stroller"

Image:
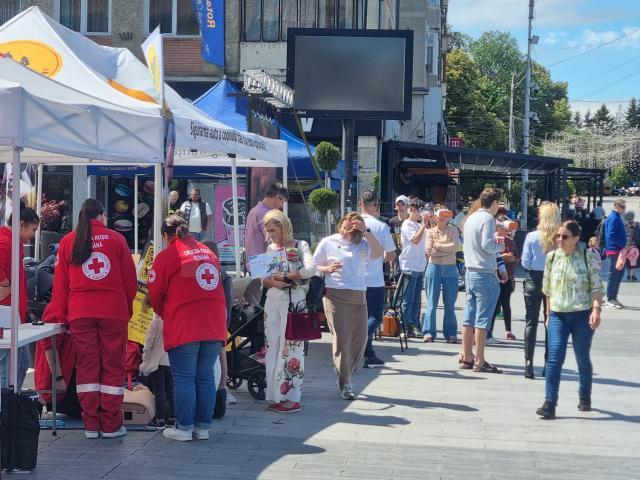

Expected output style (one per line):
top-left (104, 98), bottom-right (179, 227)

top-left (226, 278), bottom-right (267, 400)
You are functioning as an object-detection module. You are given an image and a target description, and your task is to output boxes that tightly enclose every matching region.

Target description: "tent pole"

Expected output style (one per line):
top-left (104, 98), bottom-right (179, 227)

top-left (153, 164), bottom-right (162, 258)
top-left (35, 164), bottom-right (43, 261)
top-left (230, 155), bottom-right (241, 278)
top-left (134, 174), bottom-right (139, 256)
top-left (283, 159), bottom-right (289, 216)
top-left (10, 147), bottom-right (22, 389)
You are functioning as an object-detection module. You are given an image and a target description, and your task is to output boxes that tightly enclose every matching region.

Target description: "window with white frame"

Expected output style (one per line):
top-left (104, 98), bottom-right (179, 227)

top-left (56, 0), bottom-right (111, 34)
top-left (145, 0), bottom-right (199, 36)
top-left (426, 30), bottom-right (439, 75)
top-left (0, 0), bottom-right (20, 26)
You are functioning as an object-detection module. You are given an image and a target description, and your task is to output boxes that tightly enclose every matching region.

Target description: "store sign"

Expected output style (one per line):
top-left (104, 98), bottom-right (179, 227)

top-left (449, 136), bottom-right (464, 148)
top-left (213, 184), bottom-right (246, 264)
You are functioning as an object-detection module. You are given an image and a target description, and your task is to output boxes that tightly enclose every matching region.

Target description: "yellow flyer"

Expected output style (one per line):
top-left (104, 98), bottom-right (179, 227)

top-left (128, 243), bottom-right (155, 344)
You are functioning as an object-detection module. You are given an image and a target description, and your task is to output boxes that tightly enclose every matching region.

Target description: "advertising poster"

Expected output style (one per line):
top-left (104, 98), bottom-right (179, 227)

top-left (213, 183), bottom-right (246, 263)
top-left (107, 177), bottom-right (154, 250)
top-left (128, 243), bottom-right (155, 344)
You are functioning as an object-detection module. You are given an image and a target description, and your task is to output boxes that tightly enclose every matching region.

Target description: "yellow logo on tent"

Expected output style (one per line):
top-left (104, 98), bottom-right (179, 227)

top-left (108, 79), bottom-right (158, 104)
top-left (147, 45), bottom-right (162, 96)
top-left (0, 40), bottom-right (63, 77)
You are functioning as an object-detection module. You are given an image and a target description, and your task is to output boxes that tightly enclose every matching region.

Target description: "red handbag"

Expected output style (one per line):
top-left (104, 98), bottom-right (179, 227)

top-left (285, 288), bottom-right (322, 341)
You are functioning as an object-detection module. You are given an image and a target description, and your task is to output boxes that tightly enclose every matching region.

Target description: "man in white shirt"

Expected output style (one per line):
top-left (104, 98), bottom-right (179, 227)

top-left (400, 202), bottom-right (430, 337)
top-left (179, 188), bottom-right (212, 241)
top-left (591, 201), bottom-right (605, 220)
top-left (360, 191), bottom-right (396, 368)
top-left (453, 204), bottom-right (466, 229)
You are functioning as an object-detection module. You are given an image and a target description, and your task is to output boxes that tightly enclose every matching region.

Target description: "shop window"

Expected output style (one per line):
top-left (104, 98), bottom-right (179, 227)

top-left (0, 0), bottom-right (20, 26)
top-left (337, 0), bottom-right (354, 29)
top-left (318, 0), bottom-right (335, 28)
top-left (243, 0), bottom-right (262, 41)
top-left (263, 0), bottom-right (279, 41)
top-left (145, 0), bottom-right (199, 35)
top-left (281, 0), bottom-right (297, 40)
top-left (299, 0), bottom-right (316, 28)
top-left (57, 0), bottom-right (111, 34)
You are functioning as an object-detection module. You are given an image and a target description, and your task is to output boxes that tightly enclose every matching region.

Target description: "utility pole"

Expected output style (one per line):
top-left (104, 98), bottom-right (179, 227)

top-left (521, 0), bottom-right (534, 230)
top-left (508, 73), bottom-right (515, 153)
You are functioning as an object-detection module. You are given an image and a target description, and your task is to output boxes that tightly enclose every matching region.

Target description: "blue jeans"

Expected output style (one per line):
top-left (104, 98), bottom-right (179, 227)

top-left (463, 272), bottom-right (500, 330)
top-left (606, 253), bottom-right (625, 301)
top-left (546, 310), bottom-right (594, 405)
top-left (401, 271), bottom-right (424, 329)
top-left (365, 286), bottom-right (386, 358)
top-left (422, 263), bottom-right (458, 339)
top-left (0, 346), bottom-right (30, 390)
top-left (168, 340), bottom-right (223, 431)
top-left (191, 231), bottom-right (204, 241)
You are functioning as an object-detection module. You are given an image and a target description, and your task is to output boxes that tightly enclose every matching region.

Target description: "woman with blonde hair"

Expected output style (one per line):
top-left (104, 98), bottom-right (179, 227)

top-left (313, 212), bottom-right (383, 400)
top-left (261, 209), bottom-right (316, 413)
top-left (521, 201), bottom-right (561, 379)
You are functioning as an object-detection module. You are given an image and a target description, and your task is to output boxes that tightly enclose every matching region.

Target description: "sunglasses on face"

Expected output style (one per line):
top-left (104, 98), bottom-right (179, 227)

top-left (556, 234), bottom-right (572, 240)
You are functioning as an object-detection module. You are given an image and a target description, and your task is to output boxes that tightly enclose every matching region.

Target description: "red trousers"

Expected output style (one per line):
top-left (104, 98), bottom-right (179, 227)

top-left (70, 318), bottom-right (127, 433)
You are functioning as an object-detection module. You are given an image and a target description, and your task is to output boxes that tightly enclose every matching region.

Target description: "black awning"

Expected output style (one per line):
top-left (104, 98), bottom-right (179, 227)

top-left (387, 141), bottom-right (571, 174)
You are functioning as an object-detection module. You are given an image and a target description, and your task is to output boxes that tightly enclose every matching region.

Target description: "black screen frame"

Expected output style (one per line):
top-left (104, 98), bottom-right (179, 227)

top-left (286, 28), bottom-right (414, 120)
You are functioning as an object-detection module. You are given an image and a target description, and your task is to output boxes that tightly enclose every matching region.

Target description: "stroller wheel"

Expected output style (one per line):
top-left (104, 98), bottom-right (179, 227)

top-left (247, 370), bottom-right (266, 400)
top-left (227, 377), bottom-right (242, 390)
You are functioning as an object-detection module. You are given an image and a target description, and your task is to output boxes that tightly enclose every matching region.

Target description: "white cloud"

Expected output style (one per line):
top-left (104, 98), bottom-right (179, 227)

top-left (570, 26), bottom-right (640, 49)
top-left (570, 100), bottom-right (633, 117)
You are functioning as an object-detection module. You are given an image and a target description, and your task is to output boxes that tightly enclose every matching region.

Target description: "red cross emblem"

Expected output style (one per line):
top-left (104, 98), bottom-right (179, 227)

top-left (82, 252), bottom-right (111, 280)
top-left (196, 263), bottom-right (219, 291)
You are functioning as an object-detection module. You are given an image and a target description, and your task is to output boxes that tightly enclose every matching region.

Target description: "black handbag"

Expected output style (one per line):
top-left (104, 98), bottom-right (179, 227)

top-left (1, 387), bottom-right (40, 472)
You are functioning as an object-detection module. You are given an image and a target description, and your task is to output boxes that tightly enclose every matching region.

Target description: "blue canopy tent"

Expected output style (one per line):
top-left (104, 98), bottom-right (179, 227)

top-left (194, 79), bottom-right (330, 183)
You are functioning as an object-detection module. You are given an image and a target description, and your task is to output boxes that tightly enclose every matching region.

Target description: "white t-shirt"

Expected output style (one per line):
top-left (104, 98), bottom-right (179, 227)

top-left (362, 214), bottom-right (396, 288)
top-left (399, 219), bottom-right (427, 272)
top-left (180, 200), bottom-right (212, 233)
top-left (313, 234), bottom-right (370, 291)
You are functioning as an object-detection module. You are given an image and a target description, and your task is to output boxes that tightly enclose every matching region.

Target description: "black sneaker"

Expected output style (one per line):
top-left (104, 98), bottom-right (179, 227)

top-left (536, 401), bottom-right (556, 419)
top-left (363, 356), bottom-right (385, 369)
top-left (146, 418), bottom-right (166, 430)
top-left (610, 299), bottom-right (624, 309)
top-left (578, 396), bottom-right (591, 412)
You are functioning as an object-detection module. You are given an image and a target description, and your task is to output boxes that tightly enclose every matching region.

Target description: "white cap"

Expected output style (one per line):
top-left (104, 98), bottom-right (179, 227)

top-left (395, 195), bottom-right (410, 205)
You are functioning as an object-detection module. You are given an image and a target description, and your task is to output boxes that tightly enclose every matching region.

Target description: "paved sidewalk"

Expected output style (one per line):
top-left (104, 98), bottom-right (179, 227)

top-left (28, 280), bottom-right (640, 480)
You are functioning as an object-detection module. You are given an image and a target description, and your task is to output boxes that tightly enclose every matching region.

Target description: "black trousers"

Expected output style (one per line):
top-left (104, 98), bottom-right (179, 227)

top-left (523, 270), bottom-right (548, 365)
top-left (149, 365), bottom-right (175, 420)
top-left (490, 279), bottom-right (514, 336)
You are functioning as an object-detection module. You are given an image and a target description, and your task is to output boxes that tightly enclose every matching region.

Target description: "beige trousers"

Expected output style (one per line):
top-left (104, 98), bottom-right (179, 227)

top-left (323, 288), bottom-right (368, 387)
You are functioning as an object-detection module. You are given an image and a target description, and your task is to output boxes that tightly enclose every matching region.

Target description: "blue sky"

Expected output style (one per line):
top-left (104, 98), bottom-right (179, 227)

top-left (448, 0), bottom-right (640, 117)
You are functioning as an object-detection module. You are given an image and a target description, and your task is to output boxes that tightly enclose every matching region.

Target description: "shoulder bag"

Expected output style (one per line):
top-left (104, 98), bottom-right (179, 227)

top-left (285, 287), bottom-right (322, 341)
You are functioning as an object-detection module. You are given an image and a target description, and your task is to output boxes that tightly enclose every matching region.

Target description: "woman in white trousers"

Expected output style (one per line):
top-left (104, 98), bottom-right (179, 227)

top-left (261, 210), bottom-right (315, 413)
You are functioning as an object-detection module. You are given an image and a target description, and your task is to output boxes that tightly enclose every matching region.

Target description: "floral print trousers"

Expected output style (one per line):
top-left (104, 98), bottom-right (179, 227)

top-left (264, 288), bottom-right (305, 403)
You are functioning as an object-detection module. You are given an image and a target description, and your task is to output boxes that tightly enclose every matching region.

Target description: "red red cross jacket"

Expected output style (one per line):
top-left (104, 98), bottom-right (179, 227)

top-left (0, 226), bottom-right (27, 322)
top-left (147, 235), bottom-right (227, 351)
top-left (43, 220), bottom-right (137, 324)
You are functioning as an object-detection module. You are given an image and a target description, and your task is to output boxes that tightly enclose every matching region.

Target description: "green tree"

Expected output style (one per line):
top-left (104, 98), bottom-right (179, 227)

top-left (592, 104), bottom-right (615, 134)
top-left (584, 109), bottom-right (593, 127)
top-left (627, 98), bottom-right (640, 128)
top-left (610, 163), bottom-right (633, 187)
top-left (445, 49), bottom-right (508, 151)
top-left (572, 111), bottom-right (582, 129)
top-left (447, 29), bottom-right (472, 51)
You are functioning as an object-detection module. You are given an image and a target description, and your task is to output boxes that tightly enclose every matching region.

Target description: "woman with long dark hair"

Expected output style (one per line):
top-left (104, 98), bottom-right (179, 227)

top-left (147, 215), bottom-right (227, 442)
top-left (537, 221), bottom-right (603, 419)
top-left (44, 199), bottom-right (137, 439)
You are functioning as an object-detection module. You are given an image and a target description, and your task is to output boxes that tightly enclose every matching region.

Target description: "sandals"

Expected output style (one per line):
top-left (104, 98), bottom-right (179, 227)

top-left (473, 361), bottom-right (503, 374)
top-left (458, 353), bottom-right (474, 370)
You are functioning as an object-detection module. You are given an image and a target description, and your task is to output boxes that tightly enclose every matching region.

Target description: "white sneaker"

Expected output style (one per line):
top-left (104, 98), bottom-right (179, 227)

top-left (341, 384), bottom-right (356, 401)
top-left (226, 388), bottom-right (237, 404)
top-left (193, 427), bottom-right (210, 440)
top-left (101, 426), bottom-right (127, 439)
top-left (163, 427), bottom-right (193, 442)
top-left (84, 430), bottom-right (99, 439)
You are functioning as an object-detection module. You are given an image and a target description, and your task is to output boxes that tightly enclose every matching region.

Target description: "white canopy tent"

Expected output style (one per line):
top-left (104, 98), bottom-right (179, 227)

top-left (0, 7), bottom-right (288, 273)
top-left (0, 55), bottom-right (165, 390)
